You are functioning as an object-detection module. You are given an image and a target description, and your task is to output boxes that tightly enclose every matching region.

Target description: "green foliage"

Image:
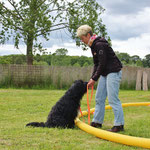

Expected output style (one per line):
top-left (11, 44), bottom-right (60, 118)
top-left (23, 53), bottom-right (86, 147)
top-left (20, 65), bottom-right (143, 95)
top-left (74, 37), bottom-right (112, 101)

top-left (120, 80), bottom-right (136, 90)
top-left (55, 48), bottom-right (68, 56)
top-left (66, 0), bottom-right (110, 46)
top-left (0, 75), bottom-right (13, 88)
top-left (130, 55), bottom-right (141, 64)
top-left (0, 74), bottom-right (55, 89)
top-left (117, 52), bottom-right (130, 65)
top-left (0, 56), bottom-right (12, 64)
top-left (34, 54), bottom-right (52, 65)
top-left (73, 63), bottom-right (81, 67)
top-left (51, 55), bottom-right (71, 66)
top-left (0, 0), bottom-right (107, 64)
top-left (115, 52), bottom-right (150, 68)
top-left (136, 60), bottom-right (143, 67)
top-left (0, 54), bottom-right (26, 64)
top-left (33, 60), bottom-right (48, 66)
top-left (83, 62), bottom-right (89, 67)
top-left (0, 74), bottom-right (137, 90)
top-left (1, 51), bottom-right (150, 68)
top-left (143, 54), bottom-right (150, 67)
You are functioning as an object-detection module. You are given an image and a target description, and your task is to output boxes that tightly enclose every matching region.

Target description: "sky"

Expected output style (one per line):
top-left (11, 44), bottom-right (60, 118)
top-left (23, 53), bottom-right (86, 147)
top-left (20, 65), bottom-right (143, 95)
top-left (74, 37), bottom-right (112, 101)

top-left (0, 0), bottom-right (150, 58)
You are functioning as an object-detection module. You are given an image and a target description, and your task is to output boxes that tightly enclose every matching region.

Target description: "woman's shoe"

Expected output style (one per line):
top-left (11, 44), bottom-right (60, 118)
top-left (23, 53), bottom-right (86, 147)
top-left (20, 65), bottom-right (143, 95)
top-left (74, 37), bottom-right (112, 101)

top-left (90, 122), bottom-right (102, 128)
top-left (108, 125), bottom-right (124, 132)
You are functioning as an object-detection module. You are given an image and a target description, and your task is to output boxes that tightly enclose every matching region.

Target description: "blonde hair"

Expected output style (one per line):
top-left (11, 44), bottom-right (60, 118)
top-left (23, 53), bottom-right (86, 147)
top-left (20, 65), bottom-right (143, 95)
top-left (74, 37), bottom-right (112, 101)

top-left (77, 25), bottom-right (93, 38)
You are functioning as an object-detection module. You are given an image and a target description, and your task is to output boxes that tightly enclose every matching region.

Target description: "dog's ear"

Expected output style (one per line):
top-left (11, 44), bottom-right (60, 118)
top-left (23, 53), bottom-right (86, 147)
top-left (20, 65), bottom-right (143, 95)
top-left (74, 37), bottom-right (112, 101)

top-left (73, 80), bottom-right (78, 83)
top-left (73, 80), bottom-right (83, 84)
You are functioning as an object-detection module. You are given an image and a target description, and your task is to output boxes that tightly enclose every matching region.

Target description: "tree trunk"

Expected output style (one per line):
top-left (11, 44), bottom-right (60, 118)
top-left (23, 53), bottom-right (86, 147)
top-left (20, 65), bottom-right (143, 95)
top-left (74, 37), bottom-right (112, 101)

top-left (26, 35), bottom-right (34, 65)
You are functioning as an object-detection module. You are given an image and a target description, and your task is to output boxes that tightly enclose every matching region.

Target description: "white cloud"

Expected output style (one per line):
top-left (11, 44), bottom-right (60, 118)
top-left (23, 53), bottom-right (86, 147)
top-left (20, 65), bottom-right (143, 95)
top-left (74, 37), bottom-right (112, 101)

top-left (0, 44), bottom-right (26, 55)
top-left (0, 42), bottom-right (92, 57)
top-left (100, 0), bottom-right (150, 15)
top-left (46, 43), bottom-right (92, 57)
top-left (102, 7), bottom-right (150, 40)
top-left (0, 0), bottom-right (150, 59)
top-left (99, 2), bottom-right (150, 58)
top-left (112, 33), bottom-right (150, 58)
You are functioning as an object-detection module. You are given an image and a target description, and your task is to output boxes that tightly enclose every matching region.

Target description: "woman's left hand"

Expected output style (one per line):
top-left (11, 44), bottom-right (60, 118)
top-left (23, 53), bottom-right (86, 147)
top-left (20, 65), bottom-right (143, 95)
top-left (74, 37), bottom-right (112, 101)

top-left (87, 79), bottom-right (95, 88)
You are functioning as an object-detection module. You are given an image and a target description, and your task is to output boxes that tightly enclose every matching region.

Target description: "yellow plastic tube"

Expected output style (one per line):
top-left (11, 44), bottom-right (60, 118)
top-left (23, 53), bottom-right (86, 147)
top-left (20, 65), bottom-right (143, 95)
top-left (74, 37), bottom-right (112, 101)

top-left (75, 102), bottom-right (150, 149)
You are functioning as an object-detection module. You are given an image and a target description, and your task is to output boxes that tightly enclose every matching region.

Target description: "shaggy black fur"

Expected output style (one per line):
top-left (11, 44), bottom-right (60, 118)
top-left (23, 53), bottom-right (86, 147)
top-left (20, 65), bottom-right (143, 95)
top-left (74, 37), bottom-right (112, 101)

top-left (26, 80), bottom-right (87, 128)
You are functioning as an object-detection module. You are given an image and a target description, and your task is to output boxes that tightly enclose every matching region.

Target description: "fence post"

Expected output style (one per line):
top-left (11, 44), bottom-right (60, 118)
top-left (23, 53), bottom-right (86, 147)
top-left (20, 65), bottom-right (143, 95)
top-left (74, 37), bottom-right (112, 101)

top-left (142, 71), bottom-right (148, 91)
top-left (136, 70), bottom-right (142, 90)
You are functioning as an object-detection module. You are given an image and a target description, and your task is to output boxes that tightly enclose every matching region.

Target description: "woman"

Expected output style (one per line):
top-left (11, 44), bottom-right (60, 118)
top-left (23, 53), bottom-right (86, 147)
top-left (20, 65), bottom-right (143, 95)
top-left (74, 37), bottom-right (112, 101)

top-left (77, 25), bottom-right (124, 132)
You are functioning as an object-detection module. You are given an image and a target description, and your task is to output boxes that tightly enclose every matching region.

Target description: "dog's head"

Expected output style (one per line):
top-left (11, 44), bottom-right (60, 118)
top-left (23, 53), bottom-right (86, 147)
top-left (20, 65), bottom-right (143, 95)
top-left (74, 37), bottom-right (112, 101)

top-left (73, 80), bottom-right (88, 94)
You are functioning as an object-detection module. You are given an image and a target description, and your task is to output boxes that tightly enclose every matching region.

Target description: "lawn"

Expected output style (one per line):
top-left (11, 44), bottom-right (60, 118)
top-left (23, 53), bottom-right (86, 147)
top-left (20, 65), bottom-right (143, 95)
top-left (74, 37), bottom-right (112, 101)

top-left (0, 89), bottom-right (150, 150)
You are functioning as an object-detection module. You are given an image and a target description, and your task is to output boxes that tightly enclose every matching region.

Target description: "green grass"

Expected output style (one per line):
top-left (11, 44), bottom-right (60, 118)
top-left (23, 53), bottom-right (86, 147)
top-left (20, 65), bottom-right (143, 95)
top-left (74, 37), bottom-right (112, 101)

top-left (0, 89), bottom-right (150, 150)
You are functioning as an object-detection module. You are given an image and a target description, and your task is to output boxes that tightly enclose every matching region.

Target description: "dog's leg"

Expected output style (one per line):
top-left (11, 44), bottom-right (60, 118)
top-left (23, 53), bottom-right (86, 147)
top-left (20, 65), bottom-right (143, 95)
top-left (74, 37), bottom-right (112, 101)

top-left (67, 121), bottom-right (75, 128)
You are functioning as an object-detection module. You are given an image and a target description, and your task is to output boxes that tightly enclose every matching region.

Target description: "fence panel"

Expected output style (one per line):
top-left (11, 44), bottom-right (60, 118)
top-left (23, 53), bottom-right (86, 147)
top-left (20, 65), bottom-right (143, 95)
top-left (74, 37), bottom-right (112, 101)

top-left (0, 64), bottom-right (149, 89)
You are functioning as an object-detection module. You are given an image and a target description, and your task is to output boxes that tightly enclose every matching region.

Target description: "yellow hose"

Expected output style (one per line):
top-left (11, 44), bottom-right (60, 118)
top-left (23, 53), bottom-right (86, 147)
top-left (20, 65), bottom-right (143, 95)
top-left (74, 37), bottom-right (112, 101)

top-left (75, 102), bottom-right (150, 149)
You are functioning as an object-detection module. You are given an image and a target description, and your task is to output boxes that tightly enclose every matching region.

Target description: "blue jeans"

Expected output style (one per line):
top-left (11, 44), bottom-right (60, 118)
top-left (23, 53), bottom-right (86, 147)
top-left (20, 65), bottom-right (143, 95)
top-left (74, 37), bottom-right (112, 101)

top-left (92, 71), bottom-right (124, 126)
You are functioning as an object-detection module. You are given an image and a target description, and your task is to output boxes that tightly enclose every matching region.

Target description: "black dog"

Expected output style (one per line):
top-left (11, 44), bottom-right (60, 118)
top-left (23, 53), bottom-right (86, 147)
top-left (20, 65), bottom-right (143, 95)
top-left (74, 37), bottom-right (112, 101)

top-left (26, 80), bottom-right (87, 128)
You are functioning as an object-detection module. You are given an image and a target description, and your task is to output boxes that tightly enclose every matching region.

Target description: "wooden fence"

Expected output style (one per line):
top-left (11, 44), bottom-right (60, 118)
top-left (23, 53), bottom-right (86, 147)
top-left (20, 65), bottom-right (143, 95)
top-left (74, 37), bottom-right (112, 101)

top-left (0, 64), bottom-right (149, 90)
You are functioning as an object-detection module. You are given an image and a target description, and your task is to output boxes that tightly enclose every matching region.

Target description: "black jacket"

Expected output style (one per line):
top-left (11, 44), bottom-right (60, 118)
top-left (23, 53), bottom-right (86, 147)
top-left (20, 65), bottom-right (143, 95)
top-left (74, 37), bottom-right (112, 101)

top-left (90, 37), bottom-right (122, 81)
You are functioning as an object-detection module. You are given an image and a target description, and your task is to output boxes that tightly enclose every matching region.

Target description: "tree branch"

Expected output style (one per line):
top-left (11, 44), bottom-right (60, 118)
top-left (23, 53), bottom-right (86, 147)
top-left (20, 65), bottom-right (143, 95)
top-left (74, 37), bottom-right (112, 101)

top-left (37, 26), bottom-right (69, 37)
top-left (36, 23), bottom-right (68, 34)
top-left (7, 0), bottom-right (24, 21)
top-left (1, 3), bottom-right (21, 21)
top-left (37, 0), bottom-right (47, 8)
top-left (44, 7), bottom-right (68, 15)
top-left (0, 12), bottom-right (23, 32)
top-left (51, 23), bottom-right (68, 28)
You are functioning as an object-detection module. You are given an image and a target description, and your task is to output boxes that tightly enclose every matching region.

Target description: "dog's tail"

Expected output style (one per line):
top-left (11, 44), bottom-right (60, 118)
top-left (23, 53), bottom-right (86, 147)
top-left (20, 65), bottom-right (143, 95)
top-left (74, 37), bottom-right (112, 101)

top-left (26, 122), bottom-right (45, 127)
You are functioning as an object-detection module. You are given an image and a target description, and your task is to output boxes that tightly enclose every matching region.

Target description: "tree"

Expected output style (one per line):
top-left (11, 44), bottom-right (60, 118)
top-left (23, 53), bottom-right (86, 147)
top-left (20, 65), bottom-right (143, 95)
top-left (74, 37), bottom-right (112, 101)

top-left (55, 48), bottom-right (68, 56)
top-left (0, 0), bottom-right (108, 65)
top-left (51, 55), bottom-right (71, 66)
top-left (73, 62), bottom-right (81, 67)
top-left (130, 55), bottom-right (143, 67)
top-left (143, 54), bottom-right (150, 67)
top-left (117, 53), bottom-right (130, 65)
top-left (130, 55), bottom-right (141, 64)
